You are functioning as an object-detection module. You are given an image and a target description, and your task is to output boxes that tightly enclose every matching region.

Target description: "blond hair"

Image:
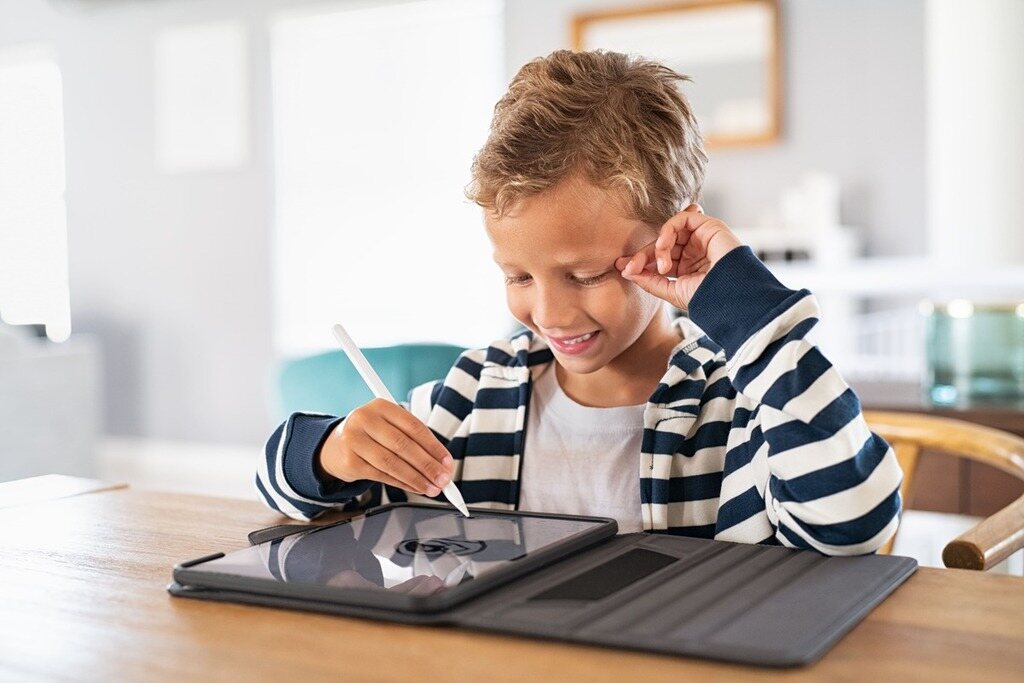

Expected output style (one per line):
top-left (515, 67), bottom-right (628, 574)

top-left (467, 49), bottom-right (707, 225)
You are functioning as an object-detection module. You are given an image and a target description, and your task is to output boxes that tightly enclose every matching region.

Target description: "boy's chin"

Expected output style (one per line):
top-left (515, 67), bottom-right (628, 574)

top-left (552, 349), bottom-right (612, 375)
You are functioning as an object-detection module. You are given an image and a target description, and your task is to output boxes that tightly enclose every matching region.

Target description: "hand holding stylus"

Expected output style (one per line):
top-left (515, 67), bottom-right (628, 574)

top-left (320, 324), bottom-right (470, 517)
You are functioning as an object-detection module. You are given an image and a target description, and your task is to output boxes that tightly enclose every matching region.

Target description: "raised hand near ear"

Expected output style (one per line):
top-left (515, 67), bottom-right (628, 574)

top-left (614, 204), bottom-right (743, 311)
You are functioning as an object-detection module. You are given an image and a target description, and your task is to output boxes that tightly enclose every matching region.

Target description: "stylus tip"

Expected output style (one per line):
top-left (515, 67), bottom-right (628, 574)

top-left (443, 481), bottom-right (471, 518)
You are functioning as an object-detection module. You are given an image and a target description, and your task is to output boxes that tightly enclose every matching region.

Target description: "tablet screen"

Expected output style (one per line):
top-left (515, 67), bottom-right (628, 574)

top-left (183, 506), bottom-right (609, 597)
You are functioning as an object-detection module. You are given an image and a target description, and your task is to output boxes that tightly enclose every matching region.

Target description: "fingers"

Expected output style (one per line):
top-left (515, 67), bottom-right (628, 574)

top-left (375, 399), bottom-right (453, 466)
top-left (655, 207), bottom-right (712, 246)
top-left (614, 240), bottom-right (683, 279)
top-left (348, 458), bottom-right (415, 493)
top-left (611, 205), bottom-right (732, 310)
top-left (615, 245), bottom-right (655, 277)
top-left (394, 575), bottom-right (446, 595)
top-left (335, 398), bottom-right (455, 496)
top-left (614, 207), bottom-right (713, 279)
top-left (363, 413), bottom-right (453, 490)
top-left (350, 430), bottom-right (445, 496)
top-left (614, 249), bottom-right (678, 304)
top-left (618, 267), bottom-right (678, 304)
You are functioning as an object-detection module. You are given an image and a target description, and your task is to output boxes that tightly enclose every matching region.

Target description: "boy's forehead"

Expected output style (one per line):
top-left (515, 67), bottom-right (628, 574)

top-left (489, 220), bottom-right (652, 268)
top-left (485, 177), bottom-right (654, 263)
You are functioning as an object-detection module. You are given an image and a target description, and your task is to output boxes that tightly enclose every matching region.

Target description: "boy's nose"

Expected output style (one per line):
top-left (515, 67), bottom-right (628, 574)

top-left (533, 289), bottom-right (577, 332)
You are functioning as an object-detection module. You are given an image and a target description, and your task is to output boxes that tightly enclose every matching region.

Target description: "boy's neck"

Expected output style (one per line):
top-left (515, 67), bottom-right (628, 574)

top-left (553, 310), bottom-right (682, 408)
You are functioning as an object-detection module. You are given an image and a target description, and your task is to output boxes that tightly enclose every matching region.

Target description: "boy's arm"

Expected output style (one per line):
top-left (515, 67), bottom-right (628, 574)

top-left (688, 247), bottom-right (903, 555)
top-left (255, 379), bottom-right (443, 521)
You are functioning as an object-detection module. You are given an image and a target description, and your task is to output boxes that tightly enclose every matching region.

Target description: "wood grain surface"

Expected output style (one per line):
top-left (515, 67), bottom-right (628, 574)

top-left (0, 474), bottom-right (126, 508)
top-left (1, 487), bottom-right (1022, 682)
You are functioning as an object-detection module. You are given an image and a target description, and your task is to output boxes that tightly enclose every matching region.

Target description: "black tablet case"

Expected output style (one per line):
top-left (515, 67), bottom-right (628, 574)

top-left (168, 509), bottom-right (917, 668)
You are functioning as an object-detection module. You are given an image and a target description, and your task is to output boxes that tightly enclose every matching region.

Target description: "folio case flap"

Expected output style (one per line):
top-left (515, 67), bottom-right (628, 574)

top-left (445, 533), bottom-right (917, 667)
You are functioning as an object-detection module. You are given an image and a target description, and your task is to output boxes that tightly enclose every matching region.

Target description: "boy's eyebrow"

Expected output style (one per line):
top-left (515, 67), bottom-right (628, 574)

top-left (557, 256), bottom-right (614, 267)
top-left (493, 255), bottom-right (612, 268)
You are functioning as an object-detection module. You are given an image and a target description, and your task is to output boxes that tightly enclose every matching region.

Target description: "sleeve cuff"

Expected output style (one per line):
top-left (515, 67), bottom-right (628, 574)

top-left (687, 246), bottom-right (801, 358)
top-left (282, 413), bottom-right (375, 501)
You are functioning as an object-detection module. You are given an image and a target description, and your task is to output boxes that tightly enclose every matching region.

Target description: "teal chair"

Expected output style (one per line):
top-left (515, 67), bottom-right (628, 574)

top-left (277, 343), bottom-right (467, 420)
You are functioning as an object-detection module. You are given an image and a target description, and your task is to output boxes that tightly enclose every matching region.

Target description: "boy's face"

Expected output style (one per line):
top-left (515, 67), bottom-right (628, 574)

top-left (485, 175), bottom-right (665, 376)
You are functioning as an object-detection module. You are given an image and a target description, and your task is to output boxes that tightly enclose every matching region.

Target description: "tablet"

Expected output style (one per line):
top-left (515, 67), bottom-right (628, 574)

top-left (173, 503), bottom-right (617, 613)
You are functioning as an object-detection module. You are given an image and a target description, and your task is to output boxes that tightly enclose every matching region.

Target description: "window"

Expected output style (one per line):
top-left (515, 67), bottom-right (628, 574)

top-left (270, 0), bottom-right (508, 354)
top-left (0, 44), bottom-right (70, 342)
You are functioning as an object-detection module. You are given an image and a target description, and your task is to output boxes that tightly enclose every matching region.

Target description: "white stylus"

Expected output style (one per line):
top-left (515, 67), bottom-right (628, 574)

top-left (331, 323), bottom-right (470, 517)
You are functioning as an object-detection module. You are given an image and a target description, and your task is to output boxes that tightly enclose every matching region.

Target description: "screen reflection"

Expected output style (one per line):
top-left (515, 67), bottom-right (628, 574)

top-left (190, 507), bottom-right (605, 595)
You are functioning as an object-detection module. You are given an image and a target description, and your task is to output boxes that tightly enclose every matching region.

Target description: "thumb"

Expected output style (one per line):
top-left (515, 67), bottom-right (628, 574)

top-left (620, 266), bottom-right (679, 306)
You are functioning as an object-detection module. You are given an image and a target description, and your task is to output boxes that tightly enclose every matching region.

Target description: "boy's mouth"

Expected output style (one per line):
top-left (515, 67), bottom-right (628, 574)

top-left (547, 330), bottom-right (601, 355)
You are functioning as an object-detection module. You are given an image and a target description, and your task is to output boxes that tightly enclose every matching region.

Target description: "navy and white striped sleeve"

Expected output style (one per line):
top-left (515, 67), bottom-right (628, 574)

top-left (689, 246), bottom-right (903, 555)
top-left (255, 380), bottom-right (442, 521)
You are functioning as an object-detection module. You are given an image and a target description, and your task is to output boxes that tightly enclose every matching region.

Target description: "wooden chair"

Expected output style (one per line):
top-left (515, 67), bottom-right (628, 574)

top-left (865, 410), bottom-right (1024, 571)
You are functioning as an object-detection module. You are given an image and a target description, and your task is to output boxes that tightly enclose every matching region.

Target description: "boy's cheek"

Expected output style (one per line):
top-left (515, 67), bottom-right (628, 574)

top-left (504, 291), bottom-right (533, 329)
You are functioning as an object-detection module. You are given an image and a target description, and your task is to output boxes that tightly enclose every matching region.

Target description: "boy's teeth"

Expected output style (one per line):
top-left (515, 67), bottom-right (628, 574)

top-left (562, 332), bottom-right (595, 345)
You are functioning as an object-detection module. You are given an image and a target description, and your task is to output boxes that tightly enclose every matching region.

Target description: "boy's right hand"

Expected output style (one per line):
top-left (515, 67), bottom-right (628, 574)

top-left (318, 398), bottom-right (454, 497)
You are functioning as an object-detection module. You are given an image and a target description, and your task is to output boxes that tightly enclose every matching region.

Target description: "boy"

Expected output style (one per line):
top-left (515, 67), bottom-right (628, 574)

top-left (257, 50), bottom-right (902, 555)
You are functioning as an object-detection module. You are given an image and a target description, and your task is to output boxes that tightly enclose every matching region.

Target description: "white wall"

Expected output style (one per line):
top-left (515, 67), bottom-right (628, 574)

top-left (0, 0), bottom-right (930, 445)
top-left (926, 0), bottom-right (1024, 267)
top-left (1, 0), bottom-right (288, 444)
top-left (505, 0), bottom-right (927, 257)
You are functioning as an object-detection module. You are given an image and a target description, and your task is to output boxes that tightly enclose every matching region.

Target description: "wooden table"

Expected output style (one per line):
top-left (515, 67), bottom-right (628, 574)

top-left (1, 482), bottom-right (1023, 682)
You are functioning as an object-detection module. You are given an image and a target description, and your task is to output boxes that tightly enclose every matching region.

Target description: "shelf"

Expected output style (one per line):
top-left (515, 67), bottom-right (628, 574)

top-left (765, 257), bottom-right (1024, 298)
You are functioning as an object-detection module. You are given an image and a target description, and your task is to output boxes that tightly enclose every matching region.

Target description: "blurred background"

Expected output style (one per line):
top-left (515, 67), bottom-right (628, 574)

top-left (1, 0), bottom-right (1021, 570)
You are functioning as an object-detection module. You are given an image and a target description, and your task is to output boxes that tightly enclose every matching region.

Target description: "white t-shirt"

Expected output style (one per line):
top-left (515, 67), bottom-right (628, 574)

top-left (518, 363), bottom-right (646, 534)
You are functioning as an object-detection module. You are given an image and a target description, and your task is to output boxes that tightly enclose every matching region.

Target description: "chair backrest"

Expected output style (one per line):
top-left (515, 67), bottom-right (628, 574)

top-left (277, 343), bottom-right (467, 420)
top-left (865, 410), bottom-right (1024, 570)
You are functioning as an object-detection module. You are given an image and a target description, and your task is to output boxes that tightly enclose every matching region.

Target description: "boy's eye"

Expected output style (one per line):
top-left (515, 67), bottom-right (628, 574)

top-left (571, 272), bottom-right (609, 286)
top-left (503, 272), bottom-right (609, 286)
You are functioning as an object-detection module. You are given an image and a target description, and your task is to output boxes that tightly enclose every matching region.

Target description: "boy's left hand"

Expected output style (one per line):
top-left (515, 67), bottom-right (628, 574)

top-left (614, 204), bottom-right (743, 310)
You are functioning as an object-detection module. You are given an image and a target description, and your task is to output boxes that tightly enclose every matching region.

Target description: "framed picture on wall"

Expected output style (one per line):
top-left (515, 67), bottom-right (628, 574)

top-left (573, 0), bottom-right (782, 148)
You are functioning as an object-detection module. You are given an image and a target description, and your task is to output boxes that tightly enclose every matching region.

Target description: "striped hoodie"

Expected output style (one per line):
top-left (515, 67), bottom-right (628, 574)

top-left (257, 247), bottom-right (903, 555)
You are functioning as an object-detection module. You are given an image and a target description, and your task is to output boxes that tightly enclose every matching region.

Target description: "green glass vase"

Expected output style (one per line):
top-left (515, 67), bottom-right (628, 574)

top-left (925, 300), bottom-right (1024, 406)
